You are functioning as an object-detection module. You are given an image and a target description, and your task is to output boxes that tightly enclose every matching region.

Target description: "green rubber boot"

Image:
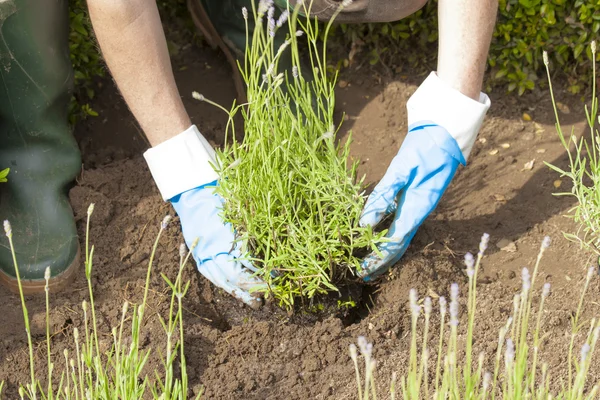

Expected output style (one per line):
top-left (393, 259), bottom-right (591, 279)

top-left (188, 0), bottom-right (311, 103)
top-left (0, 0), bottom-right (81, 294)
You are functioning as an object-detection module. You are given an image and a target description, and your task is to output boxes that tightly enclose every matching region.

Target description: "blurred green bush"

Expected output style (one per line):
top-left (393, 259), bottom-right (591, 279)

top-left (68, 0), bottom-right (104, 124)
top-left (335, 0), bottom-right (600, 95)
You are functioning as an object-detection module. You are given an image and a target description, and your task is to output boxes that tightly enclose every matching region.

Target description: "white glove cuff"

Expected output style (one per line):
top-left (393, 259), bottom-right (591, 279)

top-left (406, 71), bottom-right (491, 160)
top-left (143, 125), bottom-right (219, 201)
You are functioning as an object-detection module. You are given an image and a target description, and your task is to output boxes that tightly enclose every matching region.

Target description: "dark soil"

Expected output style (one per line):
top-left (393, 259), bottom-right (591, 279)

top-left (1, 10), bottom-right (600, 400)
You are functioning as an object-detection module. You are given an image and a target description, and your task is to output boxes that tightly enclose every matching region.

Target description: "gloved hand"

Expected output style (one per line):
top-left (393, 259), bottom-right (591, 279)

top-left (358, 72), bottom-right (491, 280)
top-left (171, 184), bottom-right (266, 308)
top-left (144, 125), bottom-right (265, 309)
top-left (358, 123), bottom-right (464, 279)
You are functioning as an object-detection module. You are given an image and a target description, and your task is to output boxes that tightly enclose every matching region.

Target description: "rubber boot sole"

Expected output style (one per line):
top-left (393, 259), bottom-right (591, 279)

top-left (0, 245), bottom-right (81, 295)
top-left (187, 0), bottom-right (247, 103)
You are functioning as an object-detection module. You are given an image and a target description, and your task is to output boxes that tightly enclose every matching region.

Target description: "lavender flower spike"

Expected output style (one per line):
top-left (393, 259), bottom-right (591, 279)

top-left (581, 343), bottom-right (591, 363)
top-left (267, 6), bottom-right (276, 37)
top-left (409, 288), bottom-right (418, 307)
top-left (449, 284), bottom-right (459, 326)
top-left (483, 372), bottom-right (492, 392)
top-left (521, 267), bottom-right (531, 292)
top-left (424, 297), bottom-right (432, 318)
top-left (3, 220), bottom-right (11, 237)
top-left (587, 266), bottom-right (596, 281)
top-left (505, 338), bottom-right (515, 365)
top-left (349, 343), bottom-right (358, 362)
top-left (242, 6), bottom-right (248, 19)
top-left (449, 300), bottom-right (459, 326)
top-left (479, 233), bottom-right (490, 254)
top-left (465, 252), bottom-right (475, 278)
top-left (409, 288), bottom-right (420, 317)
top-left (439, 296), bottom-right (447, 315)
top-left (161, 215), bottom-right (172, 230)
top-left (542, 282), bottom-right (551, 298)
top-left (541, 236), bottom-right (551, 249)
top-left (450, 283), bottom-right (459, 302)
top-left (276, 9), bottom-right (289, 28)
top-left (292, 65), bottom-right (299, 78)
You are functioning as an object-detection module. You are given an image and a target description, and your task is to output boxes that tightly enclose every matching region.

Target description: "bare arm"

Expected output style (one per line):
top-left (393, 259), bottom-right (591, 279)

top-left (87, 0), bottom-right (191, 146)
top-left (437, 0), bottom-right (498, 100)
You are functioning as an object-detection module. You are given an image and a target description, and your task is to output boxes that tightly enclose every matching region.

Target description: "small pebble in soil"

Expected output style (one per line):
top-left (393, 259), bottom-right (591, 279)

top-left (523, 131), bottom-right (535, 141)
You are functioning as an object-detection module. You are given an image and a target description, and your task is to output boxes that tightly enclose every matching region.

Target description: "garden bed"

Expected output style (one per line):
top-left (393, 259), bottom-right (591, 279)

top-left (0, 18), bottom-right (599, 399)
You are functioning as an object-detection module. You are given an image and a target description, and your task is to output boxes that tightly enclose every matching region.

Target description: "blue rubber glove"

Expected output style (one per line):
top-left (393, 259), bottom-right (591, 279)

top-left (358, 122), bottom-right (466, 280)
top-left (144, 125), bottom-right (266, 309)
top-left (171, 181), bottom-right (266, 309)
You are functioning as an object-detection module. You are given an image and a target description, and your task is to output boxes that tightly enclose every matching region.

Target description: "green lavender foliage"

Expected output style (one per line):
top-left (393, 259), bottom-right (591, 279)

top-left (206, 2), bottom-right (386, 308)
top-left (352, 235), bottom-right (600, 399)
top-left (545, 42), bottom-right (600, 257)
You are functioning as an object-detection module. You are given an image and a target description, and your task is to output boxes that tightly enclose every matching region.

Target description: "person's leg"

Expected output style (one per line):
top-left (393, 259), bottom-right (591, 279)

top-left (437, 0), bottom-right (498, 100)
top-left (0, 0), bottom-right (81, 293)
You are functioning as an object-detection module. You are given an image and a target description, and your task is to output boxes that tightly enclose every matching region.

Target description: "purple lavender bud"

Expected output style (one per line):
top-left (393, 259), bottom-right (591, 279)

top-left (479, 233), bottom-right (490, 254)
top-left (465, 252), bottom-right (475, 278)
top-left (265, 63), bottom-right (274, 77)
top-left (341, 0), bottom-right (353, 6)
top-left (161, 215), bottom-right (172, 230)
top-left (587, 266), bottom-right (596, 281)
top-left (349, 343), bottom-right (357, 362)
top-left (439, 297), bottom-right (447, 315)
top-left (522, 267), bottom-right (531, 292)
top-left (179, 243), bottom-right (187, 259)
top-left (276, 10), bottom-right (289, 27)
top-left (409, 289), bottom-right (419, 318)
top-left (292, 66), bottom-right (298, 78)
top-left (541, 236), bottom-right (551, 249)
top-left (581, 343), bottom-right (591, 363)
top-left (267, 6), bottom-right (275, 37)
top-left (409, 288), bottom-right (418, 306)
top-left (450, 300), bottom-right (459, 326)
top-left (295, 30), bottom-right (304, 37)
top-left (424, 297), bottom-right (432, 318)
top-left (450, 283), bottom-right (459, 302)
top-left (357, 336), bottom-right (367, 354)
top-left (3, 220), bottom-right (11, 237)
top-left (483, 372), bottom-right (491, 391)
top-left (542, 282), bottom-right (551, 298)
top-left (465, 252), bottom-right (474, 268)
top-left (242, 7), bottom-right (248, 19)
top-left (257, 0), bottom-right (268, 14)
top-left (505, 338), bottom-right (515, 365)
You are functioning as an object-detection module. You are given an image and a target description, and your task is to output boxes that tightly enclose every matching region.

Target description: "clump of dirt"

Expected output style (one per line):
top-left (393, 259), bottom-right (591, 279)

top-left (1, 12), bottom-right (600, 399)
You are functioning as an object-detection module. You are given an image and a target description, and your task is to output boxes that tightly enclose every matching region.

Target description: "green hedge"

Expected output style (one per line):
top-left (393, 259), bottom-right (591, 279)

top-left (336, 0), bottom-right (600, 95)
top-left (67, 0), bottom-right (600, 121)
top-left (68, 0), bottom-right (104, 123)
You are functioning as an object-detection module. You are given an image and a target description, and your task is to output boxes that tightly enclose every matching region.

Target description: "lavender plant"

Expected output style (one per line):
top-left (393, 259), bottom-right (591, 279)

top-left (0, 208), bottom-right (201, 400)
top-left (545, 41), bottom-right (600, 258)
top-left (195, 0), bottom-right (385, 308)
top-left (350, 234), bottom-right (600, 399)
